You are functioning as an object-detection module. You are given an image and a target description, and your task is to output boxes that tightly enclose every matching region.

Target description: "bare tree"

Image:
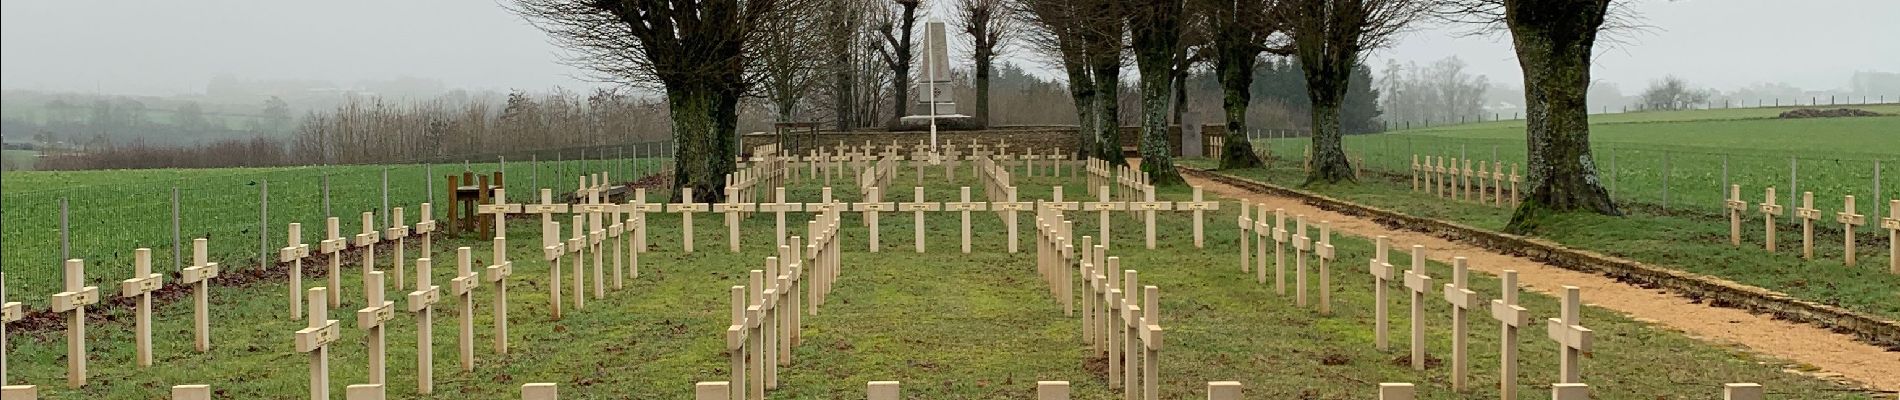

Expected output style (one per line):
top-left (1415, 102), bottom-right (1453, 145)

top-left (1277, 0), bottom-right (1428, 184)
top-left (874, 0), bottom-right (926, 124)
top-left (1126, 0), bottom-right (1188, 184)
top-left (512, 0), bottom-right (810, 202)
top-left (762, 0), bottom-right (826, 124)
top-left (958, 0), bottom-right (1018, 127)
top-left (1190, 0), bottom-right (1279, 169)
top-left (1015, 0), bottom-right (1101, 157)
top-left (1441, 0), bottom-right (1641, 228)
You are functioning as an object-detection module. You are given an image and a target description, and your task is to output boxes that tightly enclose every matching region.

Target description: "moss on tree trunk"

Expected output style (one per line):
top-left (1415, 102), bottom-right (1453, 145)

top-left (666, 86), bottom-right (739, 204)
top-left (1502, 0), bottom-right (1621, 233)
top-left (1216, 43), bottom-right (1264, 169)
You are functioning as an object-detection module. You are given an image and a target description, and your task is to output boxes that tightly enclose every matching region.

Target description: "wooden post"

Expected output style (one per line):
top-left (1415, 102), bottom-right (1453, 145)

top-left (1368, 236), bottom-right (1394, 351)
top-left (119, 248), bottom-right (164, 367)
top-left (1292, 216), bottom-right (1310, 307)
top-left (452, 247), bottom-right (479, 371)
top-left (1726, 184), bottom-right (1746, 246)
top-left (295, 287), bottom-right (339, 400)
top-left (1884, 200), bottom-right (1899, 275)
top-left (1797, 192), bottom-right (1820, 259)
top-left (1377, 383), bottom-right (1414, 400)
top-left (1402, 246), bottom-right (1432, 370)
top-left (1182, 187), bottom-right (1219, 248)
top-left (1547, 286), bottom-right (1593, 384)
top-left (1238, 202), bottom-right (1252, 273)
top-left (543, 220), bottom-right (563, 320)
top-left (522, 383), bottom-right (558, 400)
top-left (1724, 383), bottom-right (1763, 400)
top-left (1205, 381), bottom-right (1240, 400)
top-left (323, 218), bottom-right (344, 308)
top-left (1838, 195), bottom-right (1866, 266)
top-left (283, 223), bottom-right (307, 322)
top-left (172, 384), bottom-right (212, 400)
top-left (1490, 270), bottom-right (1531, 400)
top-left (357, 271), bottom-right (394, 385)
top-left (1316, 222), bottom-right (1334, 315)
top-left (409, 257), bottom-right (443, 394)
top-left (51, 259), bottom-right (98, 387)
top-left (1442, 257), bottom-right (1479, 391)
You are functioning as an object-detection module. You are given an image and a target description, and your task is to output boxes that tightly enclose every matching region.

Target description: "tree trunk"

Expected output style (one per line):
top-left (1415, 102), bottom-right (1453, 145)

top-left (1304, 96), bottom-right (1355, 185)
top-left (974, 48), bottom-right (993, 127)
top-left (1504, 1), bottom-right (1621, 232)
top-left (834, 59), bottom-right (855, 131)
top-left (666, 85), bottom-right (738, 204)
top-left (1138, 71), bottom-right (1183, 184)
top-left (1091, 57), bottom-right (1126, 165)
top-left (1170, 55), bottom-right (1189, 127)
top-left (1064, 59), bottom-right (1098, 159)
top-left (1216, 45), bottom-right (1263, 169)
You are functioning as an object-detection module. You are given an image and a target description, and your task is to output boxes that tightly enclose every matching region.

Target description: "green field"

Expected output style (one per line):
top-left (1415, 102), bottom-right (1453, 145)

top-left (1212, 108), bottom-right (1900, 321)
top-left (0, 156), bottom-right (668, 295)
top-left (1, 168), bottom-right (1872, 398)
top-left (2, 149), bottom-right (37, 171)
top-left (1256, 111), bottom-right (1900, 216)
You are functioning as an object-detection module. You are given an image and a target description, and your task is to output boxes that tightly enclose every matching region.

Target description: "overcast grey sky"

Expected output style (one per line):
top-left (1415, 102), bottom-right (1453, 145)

top-left (4, 0), bottom-right (1896, 96)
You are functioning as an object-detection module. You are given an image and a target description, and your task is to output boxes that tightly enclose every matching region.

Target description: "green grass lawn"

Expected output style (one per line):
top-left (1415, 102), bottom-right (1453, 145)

top-left (1254, 113), bottom-right (1899, 217)
top-left (0, 157), bottom-right (668, 296)
top-left (2, 168), bottom-right (1877, 398)
top-left (1181, 158), bottom-right (1900, 322)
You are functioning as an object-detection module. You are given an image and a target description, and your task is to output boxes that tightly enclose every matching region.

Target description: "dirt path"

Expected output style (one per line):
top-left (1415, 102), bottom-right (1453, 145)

top-left (1184, 174), bottom-right (1900, 391)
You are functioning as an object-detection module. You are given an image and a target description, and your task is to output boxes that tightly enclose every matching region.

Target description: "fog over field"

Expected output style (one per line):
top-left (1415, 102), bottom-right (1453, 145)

top-left (3, 0), bottom-right (1897, 96)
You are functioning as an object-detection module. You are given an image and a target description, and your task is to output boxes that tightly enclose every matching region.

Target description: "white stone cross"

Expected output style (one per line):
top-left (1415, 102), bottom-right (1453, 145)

top-left (1759, 187), bottom-right (1783, 252)
top-left (1546, 286), bottom-right (1593, 384)
top-left (946, 187), bottom-right (989, 253)
top-left (182, 238), bottom-right (220, 352)
top-left (1367, 236), bottom-right (1394, 351)
top-left (386, 208), bottom-right (411, 295)
top-left (321, 217), bottom-right (346, 308)
top-left (758, 187), bottom-right (802, 247)
top-left (1492, 161), bottom-right (1505, 207)
top-left (1, 273), bottom-right (20, 386)
top-left (1130, 186), bottom-right (1173, 250)
top-left (719, 186), bottom-right (758, 253)
top-left (294, 287), bottom-right (339, 400)
top-left (1490, 270), bottom-right (1531, 399)
top-left (1291, 216), bottom-right (1311, 307)
top-left (628, 189), bottom-right (661, 253)
top-left (1442, 257), bottom-right (1480, 391)
top-left (1796, 191), bottom-right (1821, 259)
top-left (409, 257), bottom-right (443, 394)
top-left (282, 224), bottom-right (308, 321)
top-left (417, 203), bottom-right (438, 259)
top-left (1178, 187), bottom-right (1220, 248)
top-left (567, 215), bottom-right (587, 310)
top-left (1402, 245), bottom-right (1432, 370)
top-left (487, 236), bottom-right (513, 354)
top-left (480, 188), bottom-right (523, 239)
top-left (579, 191), bottom-right (610, 300)
top-left (452, 247), bottom-right (479, 372)
top-left (993, 187), bottom-right (1034, 253)
top-left (357, 270), bottom-right (394, 385)
top-left (118, 248), bottom-right (164, 367)
top-left (1838, 195), bottom-right (1866, 266)
top-left (1085, 186), bottom-right (1124, 249)
top-left (899, 187), bottom-right (941, 253)
top-left (1316, 222), bottom-right (1335, 315)
top-left (525, 189), bottom-right (571, 244)
top-left (51, 259), bottom-right (98, 388)
top-left (848, 188), bottom-right (893, 253)
top-left (356, 212), bottom-right (385, 292)
top-left (1725, 184), bottom-right (1747, 246)
top-left (542, 220), bottom-right (564, 320)
top-left (1884, 200), bottom-right (1898, 275)
top-left (668, 187), bottom-right (711, 253)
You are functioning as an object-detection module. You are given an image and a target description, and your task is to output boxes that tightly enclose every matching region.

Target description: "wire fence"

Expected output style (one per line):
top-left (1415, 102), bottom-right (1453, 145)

top-left (0, 140), bottom-right (675, 296)
top-left (1244, 133), bottom-right (1897, 226)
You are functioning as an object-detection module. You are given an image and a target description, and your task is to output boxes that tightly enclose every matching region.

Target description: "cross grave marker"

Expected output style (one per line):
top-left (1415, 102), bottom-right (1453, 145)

top-left (1838, 195), bottom-right (1866, 266)
top-left (118, 248), bottom-right (164, 367)
top-left (357, 270), bottom-right (395, 385)
top-left (294, 287), bottom-right (339, 400)
top-left (183, 238), bottom-right (221, 352)
top-left (409, 257), bottom-right (443, 394)
top-left (1442, 257), bottom-right (1480, 391)
top-left (1403, 245), bottom-right (1433, 370)
top-left (1367, 236), bottom-right (1395, 351)
top-left (1490, 270), bottom-right (1531, 399)
top-left (51, 259), bottom-right (98, 387)
top-left (1759, 187), bottom-right (1784, 252)
top-left (1547, 286), bottom-right (1593, 384)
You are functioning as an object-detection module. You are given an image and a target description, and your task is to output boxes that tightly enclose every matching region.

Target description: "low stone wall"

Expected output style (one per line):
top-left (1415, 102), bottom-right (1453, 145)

top-left (1181, 166), bottom-right (1900, 350)
top-left (743, 125), bottom-right (1182, 157)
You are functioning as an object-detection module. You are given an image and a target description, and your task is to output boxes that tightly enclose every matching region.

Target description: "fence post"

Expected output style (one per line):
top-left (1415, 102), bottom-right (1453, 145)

top-left (427, 164), bottom-right (435, 205)
top-left (381, 167), bottom-right (390, 227)
top-left (260, 180), bottom-right (269, 273)
top-left (1875, 160), bottom-right (1884, 221)
top-left (1721, 155), bottom-right (1729, 202)
top-left (171, 187), bottom-right (180, 271)
top-left (1608, 146), bottom-right (1616, 196)
top-left (323, 170), bottom-right (332, 218)
top-left (532, 155), bottom-right (540, 192)
top-left (60, 197), bottom-right (70, 261)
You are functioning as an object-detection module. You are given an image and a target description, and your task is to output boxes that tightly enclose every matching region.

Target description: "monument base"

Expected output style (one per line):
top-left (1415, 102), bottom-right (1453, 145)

top-left (892, 114), bottom-right (983, 131)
